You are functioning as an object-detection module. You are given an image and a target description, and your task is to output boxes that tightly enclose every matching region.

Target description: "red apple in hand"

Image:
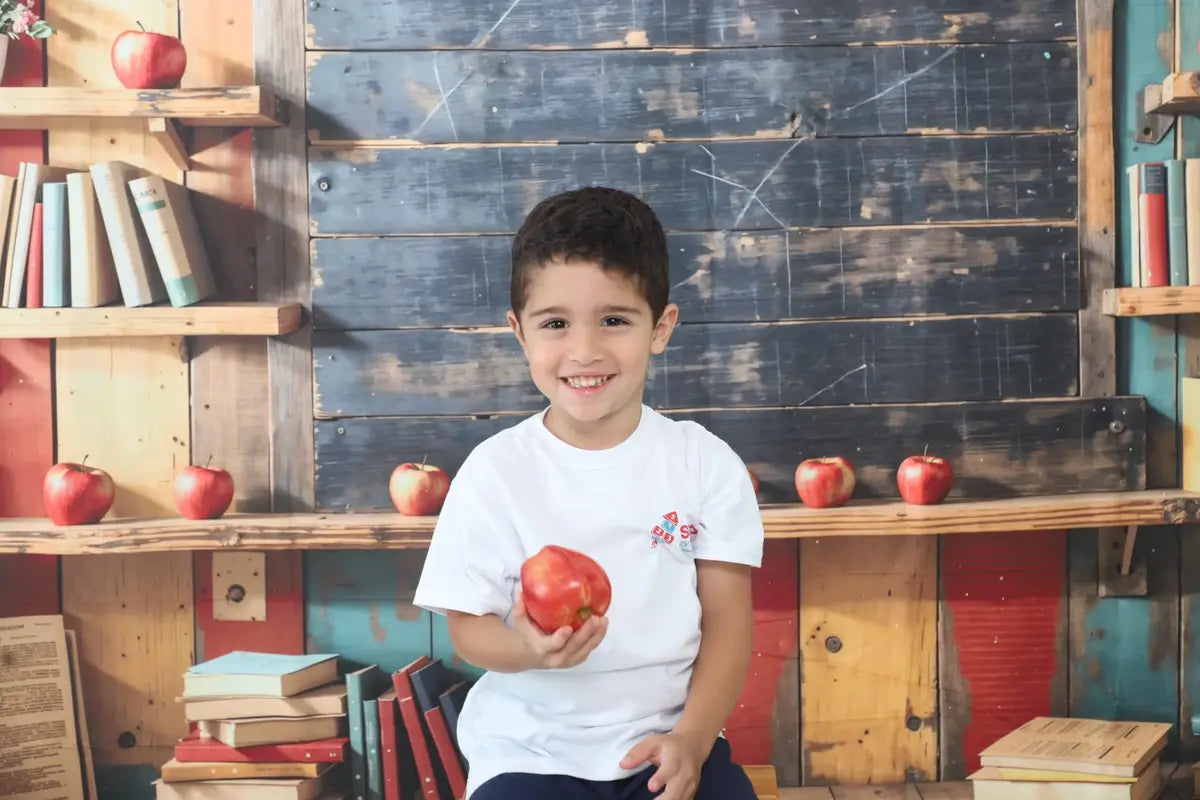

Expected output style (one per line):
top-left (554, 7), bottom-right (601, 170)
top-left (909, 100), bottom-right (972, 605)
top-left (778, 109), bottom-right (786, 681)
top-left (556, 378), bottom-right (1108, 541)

top-left (389, 458), bottom-right (450, 515)
top-left (896, 450), bottom-right (954, 505)
top-left (795, 457), bottom-right (856, 508)
top-left (174, 458), bottom-right (235, 520)
top-left (111, 22), bottom-right (187, 89)
top-left (520, 545), bottom-right (612, 634)
top-left (747, 466), bottom-right (760, 495)
top-left (43, 457), bottom-right (115, 526)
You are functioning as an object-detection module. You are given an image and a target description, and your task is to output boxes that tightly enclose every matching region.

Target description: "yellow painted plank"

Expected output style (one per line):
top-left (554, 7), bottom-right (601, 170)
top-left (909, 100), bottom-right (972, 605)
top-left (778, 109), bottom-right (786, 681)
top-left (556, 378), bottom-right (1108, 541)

top-left (800, 536), bottom-right (938, 784)
top-left (829, 786), bottom-right (922, 799)
top-left (46, 0), bottom-right (194, 770)
top-left (0, 303), bottom-right (301, 338)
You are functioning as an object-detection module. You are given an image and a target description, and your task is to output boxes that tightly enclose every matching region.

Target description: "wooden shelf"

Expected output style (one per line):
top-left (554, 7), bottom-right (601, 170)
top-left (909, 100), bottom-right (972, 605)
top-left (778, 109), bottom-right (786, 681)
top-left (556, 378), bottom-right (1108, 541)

top-left (1144, 71), bottom-right (1200, 114)
top-left (1101, 285), bottom-right (1200, 316)
top-left (0, 302), bottom-right (303, 338)
top-left (0, 86), bottom-right (284, 169)
top-left (0, 86), bottom-right (283, 127)
top-left (2, 490), bottom-right (1196, 555)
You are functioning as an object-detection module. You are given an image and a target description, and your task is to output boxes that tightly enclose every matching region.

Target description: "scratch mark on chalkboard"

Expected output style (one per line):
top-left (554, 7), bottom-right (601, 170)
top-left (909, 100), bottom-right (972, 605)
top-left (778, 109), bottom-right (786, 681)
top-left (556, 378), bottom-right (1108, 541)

top-left (431, 61), bottom-right (460, 141)
top-left (798, 363), bottom-right (867, 407)
top-left (410, 66), bottom-right (472, 139)
top-left (471, 0), bottom-right (523, 47)
top-left (688, 167), bottom-right (785, 228)
top-left (826, 46), bottom-right (959, 123)
top-left (732, 139), bottom-right (801, 228)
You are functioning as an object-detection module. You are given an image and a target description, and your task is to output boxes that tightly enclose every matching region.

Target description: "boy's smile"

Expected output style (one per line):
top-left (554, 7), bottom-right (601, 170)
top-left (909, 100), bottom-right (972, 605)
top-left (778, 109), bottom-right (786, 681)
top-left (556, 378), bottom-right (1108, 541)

top-left (508, 257), bottom-right (678, 450)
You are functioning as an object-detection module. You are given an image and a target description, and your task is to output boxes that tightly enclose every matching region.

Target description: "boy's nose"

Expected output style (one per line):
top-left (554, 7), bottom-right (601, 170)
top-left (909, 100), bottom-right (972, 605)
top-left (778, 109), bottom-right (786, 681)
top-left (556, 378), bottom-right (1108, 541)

top-left (567, 330), bottom-right (603, 364)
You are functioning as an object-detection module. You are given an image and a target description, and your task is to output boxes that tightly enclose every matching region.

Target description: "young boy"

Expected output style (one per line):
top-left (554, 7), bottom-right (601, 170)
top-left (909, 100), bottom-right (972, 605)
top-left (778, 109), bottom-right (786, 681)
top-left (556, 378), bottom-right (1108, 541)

top-left (412, 187), bottom-right (765, 800)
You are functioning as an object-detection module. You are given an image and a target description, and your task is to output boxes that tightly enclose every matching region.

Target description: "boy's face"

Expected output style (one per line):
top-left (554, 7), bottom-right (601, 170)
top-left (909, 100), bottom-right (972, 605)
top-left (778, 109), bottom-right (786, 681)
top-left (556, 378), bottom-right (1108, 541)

top-left (507, 258), bottom-right (678, 448)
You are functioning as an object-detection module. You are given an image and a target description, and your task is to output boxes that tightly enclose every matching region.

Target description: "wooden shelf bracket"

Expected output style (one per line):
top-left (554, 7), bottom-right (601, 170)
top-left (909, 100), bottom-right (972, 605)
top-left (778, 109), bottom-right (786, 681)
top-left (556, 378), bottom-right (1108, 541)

top-left (147, 117), bottom-right (190, 171)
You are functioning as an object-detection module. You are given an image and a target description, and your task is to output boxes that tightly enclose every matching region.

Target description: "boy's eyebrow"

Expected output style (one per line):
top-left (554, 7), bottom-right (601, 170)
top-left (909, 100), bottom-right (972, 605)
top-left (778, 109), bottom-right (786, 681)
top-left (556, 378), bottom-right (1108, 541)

top-left (526, 304), bottom-right (644, 317)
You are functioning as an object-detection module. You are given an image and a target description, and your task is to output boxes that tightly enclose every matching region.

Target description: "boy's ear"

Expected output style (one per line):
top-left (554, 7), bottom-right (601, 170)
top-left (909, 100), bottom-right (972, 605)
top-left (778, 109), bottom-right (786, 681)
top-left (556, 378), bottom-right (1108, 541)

top-left (507, 309), bottom-right (528, 351)
top-left (650, 303), bottom-right (679, 355)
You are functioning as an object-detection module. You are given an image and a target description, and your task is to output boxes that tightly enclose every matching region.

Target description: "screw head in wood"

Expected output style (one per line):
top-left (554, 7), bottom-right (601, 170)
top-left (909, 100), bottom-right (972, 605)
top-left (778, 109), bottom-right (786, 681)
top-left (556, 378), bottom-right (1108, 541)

top-left (317, 178), bottom-right (331, 191)
top-left (824, 635), bottom-right (842, 653)
top-left (1109, 420), bottom-right (1125, 434)
top-left (225, 584), bottom-right (246, 604)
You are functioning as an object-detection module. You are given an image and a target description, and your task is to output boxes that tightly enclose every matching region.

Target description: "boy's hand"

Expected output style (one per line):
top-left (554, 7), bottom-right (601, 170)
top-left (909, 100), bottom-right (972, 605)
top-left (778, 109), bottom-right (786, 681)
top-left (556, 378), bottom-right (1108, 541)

top-left (511, 590), bottom-right (607, 670)
top-left (620, 731), bottom-right (708, 800)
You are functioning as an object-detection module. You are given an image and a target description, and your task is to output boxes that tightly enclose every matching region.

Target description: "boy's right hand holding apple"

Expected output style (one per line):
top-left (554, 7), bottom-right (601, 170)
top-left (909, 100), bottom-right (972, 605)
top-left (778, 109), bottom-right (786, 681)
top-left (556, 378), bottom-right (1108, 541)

top-left (511, 590), bottom-right (608, 670)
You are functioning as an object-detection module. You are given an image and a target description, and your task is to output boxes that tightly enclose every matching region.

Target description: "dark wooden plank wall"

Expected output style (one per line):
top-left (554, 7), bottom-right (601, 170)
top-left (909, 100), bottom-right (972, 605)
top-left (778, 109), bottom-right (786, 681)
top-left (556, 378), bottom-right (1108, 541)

top-left (303, 0), bottom-right (1145, 786)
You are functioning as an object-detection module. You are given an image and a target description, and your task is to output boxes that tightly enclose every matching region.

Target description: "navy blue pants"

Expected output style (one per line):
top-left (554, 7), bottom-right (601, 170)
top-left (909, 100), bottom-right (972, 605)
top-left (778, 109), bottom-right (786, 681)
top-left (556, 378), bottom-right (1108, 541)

top-left (471, 737), bottom-right (757, 800)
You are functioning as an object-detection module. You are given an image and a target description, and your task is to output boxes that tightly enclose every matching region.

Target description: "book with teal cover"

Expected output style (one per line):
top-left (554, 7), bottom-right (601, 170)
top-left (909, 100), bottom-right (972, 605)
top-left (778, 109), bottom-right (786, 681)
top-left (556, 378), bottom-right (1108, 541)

top-left (41, 181), bottom-right (68, 307)
top-left (187, 651), bottom-right (338, 675)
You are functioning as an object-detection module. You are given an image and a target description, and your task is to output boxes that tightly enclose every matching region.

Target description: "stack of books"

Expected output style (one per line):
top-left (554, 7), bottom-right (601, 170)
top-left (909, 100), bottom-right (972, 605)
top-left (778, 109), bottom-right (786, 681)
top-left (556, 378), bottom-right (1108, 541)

top-left (153, 651), bottom-right (352, 799)
top-left (968, 716), bottom-right (1171, 800)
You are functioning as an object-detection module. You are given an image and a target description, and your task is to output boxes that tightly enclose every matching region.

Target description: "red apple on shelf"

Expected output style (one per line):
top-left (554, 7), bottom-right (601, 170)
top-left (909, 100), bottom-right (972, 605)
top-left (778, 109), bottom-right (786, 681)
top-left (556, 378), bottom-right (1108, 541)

top-left (896, 450), bottom-right (954, 505)
top-left (111, 21), bottom-right (187, 89)
top-left (794, 457), bottom-right (856, 508)
top-left (174, 457), bottom-right (235, 520)
top-left (43, 457), bottom-right (115, 526)
top-left (389, 458), bottom-right (450, 515)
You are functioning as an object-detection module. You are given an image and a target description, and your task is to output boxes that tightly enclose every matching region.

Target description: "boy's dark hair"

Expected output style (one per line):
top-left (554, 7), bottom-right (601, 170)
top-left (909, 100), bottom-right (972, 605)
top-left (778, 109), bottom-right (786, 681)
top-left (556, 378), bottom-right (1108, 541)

top-left (510, 186), bottom-right (669, 322)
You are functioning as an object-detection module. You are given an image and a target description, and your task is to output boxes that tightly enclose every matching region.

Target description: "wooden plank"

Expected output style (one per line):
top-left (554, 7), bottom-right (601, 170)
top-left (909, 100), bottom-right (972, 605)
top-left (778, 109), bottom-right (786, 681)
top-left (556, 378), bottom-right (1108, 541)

top-left (937, 533), bottom-right (1067, 779)
top-left (724, 539), bottom-right (800, 785)
top-left (828, 787), bottom-right (921, 800)
top-left (306, 44), bottom-right (1078, 144)
top-left (46, 0), bottom-right (194, 773)
top-left (0, 303), bottom-right (302, 338)
top-left (307, 135), bottom-right (1078, 235)
top-left (1101, 285), bottom-right (1200, 315)
top-left (800, 535), bottom-right (936, 783)
top-left (2, 489), bottom-right (1196, 555)
top-left (311, 225), bottom-right (1080, 330)
top-left (1075, 0), bottom-right (1116, 396)
top-left (1068, 526), bottom-right (1181, 757)
top-left (183, 0), bottom-right (305, 663)
top-left (0, 9), bottom-right (56, 617)
top-left (914, 784), bottom-right (973, 800)
top-left (1145, 69), bottom-right (1200, 112)
top-left (778, 789), bottom-right (835, 800)
top-left (304, 550), bottom-right (433, 674)
top-left (314, 314), bottom-right (1080, 417)
top-left (315, 397), bottom-right (1145, 510)
top-left (0, 86), bottom-right (281, 125)
top-left (306, 0), bottom-right (1076, 49)
top-left (256, 0), bottom-right (314, 515)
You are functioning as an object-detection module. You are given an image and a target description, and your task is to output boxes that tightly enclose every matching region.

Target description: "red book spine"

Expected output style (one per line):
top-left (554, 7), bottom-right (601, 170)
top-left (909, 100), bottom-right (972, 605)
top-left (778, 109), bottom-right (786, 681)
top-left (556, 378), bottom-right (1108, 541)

top-left (424, 706), bottom-right (466, 799)
top-left (378, 695), bottom-right (401, 800)
top-left (24, 202), bottom-right (42, 308)
top-left (1139, 162), bottom-right (1169, 287)
top-left (173, 731), bottom-right (348, 763)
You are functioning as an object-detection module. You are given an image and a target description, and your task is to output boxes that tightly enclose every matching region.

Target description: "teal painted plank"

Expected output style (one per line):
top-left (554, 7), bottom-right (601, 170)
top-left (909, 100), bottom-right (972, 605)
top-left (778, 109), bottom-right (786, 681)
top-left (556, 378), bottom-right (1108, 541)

top-left (1070, 527), bottom-right (1180, 754)
top-left (1177, 0), bottom-right (1200, 764)
top-left (304, 551), bottom-right (432, 674)
top-left (1073, 0), bottom-right (1181, 758)
top-left (96, 764), bottom-right (157, 800)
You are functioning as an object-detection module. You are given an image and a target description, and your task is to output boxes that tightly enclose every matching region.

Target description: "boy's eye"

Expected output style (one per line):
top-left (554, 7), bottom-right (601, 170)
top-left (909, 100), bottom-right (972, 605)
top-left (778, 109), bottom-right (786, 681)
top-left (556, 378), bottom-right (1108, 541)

top-left (602, 316), bottom-right (629, 326)
top-left (540, 319), bottom-right (567, 329)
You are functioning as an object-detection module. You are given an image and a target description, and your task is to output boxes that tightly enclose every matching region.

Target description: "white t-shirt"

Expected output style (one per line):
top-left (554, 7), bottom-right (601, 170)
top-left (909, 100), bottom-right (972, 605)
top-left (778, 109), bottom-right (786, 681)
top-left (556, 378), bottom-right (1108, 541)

top-left (412, 404), bottom-right (764, 798)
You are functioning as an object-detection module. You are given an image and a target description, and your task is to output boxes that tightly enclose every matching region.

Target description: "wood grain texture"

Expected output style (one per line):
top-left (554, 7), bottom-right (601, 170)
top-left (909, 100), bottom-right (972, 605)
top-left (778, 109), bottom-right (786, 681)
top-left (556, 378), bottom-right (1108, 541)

top-left (307, 135), bottom-right (1078, 235)
top-left (800, 535), bottom-right (937, 783)
top-left (1075, 0), bottom-right (1115, 396)
top-left (311, 225), bottom-right (1080, 330)
top-left (0, 0), bottom-right (57, 618)
top-left (937, 532), bottom-right (1067, 779)
top-left (46, 0), bottom-right (194, 771)
top-left (0, 86), bottom-right (281, 126)
top-left (314, 397), bottom-right (1145, 510)
top-left (194, 551), bottom-right (304, 659)
top-left (306, 44), bottom-right (1078, 144)
top-left (3, 490), bottom-right (1199, 553)
top-left (256, 0), bottom-right (315, 513)
top-left (724, 539), bottom-right (800, 785)
top-left (314, 314), bottom-right (1079, 417)
top-left (0, 304), bottom-right (301, 338)
top-left (1102, 285), bottom-right (1200, 315)
top-left (305, 0), bottom-right (1076, 49)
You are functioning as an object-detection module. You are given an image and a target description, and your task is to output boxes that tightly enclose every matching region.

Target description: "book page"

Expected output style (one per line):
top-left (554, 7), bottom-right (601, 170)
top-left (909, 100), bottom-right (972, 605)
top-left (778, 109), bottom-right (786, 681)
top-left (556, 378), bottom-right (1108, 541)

top-left (0, 615), bottom-right (85, 800)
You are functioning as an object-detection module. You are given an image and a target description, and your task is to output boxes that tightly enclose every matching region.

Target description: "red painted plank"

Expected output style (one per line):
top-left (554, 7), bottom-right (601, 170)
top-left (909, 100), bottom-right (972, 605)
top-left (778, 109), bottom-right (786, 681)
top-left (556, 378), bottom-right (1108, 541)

top-left (941, 531), bottom-right (1066, 775)
top-left (0, 0), bottom-right (58, 618)
top-left (193, 552), bottom-right (305, 660)
top-left (724, 539), bottom-right (799, 779)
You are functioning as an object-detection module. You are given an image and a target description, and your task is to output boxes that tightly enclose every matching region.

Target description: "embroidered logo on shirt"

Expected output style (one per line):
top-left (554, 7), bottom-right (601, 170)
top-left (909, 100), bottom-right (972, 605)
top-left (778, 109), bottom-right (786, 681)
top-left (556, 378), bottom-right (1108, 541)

top-left (651, 510), bottom-right (698, 553)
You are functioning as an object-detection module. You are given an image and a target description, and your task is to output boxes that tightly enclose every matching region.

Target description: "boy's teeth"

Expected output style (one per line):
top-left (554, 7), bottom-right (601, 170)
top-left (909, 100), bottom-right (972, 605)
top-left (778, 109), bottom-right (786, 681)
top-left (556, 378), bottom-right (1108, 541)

top-left (567, 375), bottom-right (608, 388)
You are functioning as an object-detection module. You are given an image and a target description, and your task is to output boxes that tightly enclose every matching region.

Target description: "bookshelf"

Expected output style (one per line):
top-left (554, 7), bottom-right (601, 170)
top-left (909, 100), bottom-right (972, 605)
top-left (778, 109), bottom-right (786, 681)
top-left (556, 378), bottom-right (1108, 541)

top-left (1144, 71), bottom-right (1200, 115)
top-left (0, 86), bottom-right (284, 169)
top-left (0, 302), bottom-right (303, 338)
top-left (1, 489), bottom-right (1195, 554)
top-left (1101, 285), bottom-right (1200, 316)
